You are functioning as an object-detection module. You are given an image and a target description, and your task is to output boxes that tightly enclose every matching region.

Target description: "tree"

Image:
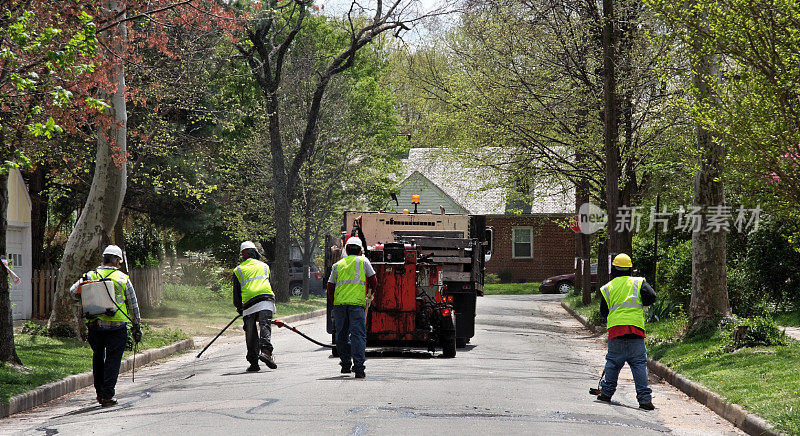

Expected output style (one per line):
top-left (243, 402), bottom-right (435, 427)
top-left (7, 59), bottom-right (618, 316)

top-left (48, 0), bottom-right (235, 335)
top-left (0, 1), bottom-right (98, 362)
top-left (233, 0), bottom-right (439, 302)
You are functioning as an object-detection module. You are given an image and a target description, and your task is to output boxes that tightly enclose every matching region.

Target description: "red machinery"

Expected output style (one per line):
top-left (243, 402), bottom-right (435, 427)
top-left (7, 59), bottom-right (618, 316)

top-left (328, 241), bottom-right (457, 357)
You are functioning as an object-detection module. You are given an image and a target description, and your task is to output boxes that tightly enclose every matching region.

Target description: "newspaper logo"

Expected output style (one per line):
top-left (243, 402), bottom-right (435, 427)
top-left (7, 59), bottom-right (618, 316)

top-left (576, 203), bottom-right (607, 234)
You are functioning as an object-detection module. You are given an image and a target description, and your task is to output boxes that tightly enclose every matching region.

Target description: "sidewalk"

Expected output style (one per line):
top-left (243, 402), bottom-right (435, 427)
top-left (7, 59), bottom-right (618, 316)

top-left (783, 326), bottom-right (800, 341)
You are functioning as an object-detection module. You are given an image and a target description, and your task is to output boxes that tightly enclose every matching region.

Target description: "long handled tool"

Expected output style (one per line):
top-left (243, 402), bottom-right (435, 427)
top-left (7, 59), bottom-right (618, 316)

top-left (272, 319), bottom-right (334, 348)
top-left (589, 369), bottom-right (606, 395)
top-left (196, 314), bottom-right (242, 358)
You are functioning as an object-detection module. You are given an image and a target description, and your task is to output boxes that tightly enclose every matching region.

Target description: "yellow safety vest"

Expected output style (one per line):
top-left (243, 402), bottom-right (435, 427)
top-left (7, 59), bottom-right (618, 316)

top-left (234, 259), bottom-right (274, 304)
top-left (333, 255), bottom-right (367, 307)
top-left (85, 268), bottom-right (130, 323)
top-left (600, 276), bottom-right (646, 331)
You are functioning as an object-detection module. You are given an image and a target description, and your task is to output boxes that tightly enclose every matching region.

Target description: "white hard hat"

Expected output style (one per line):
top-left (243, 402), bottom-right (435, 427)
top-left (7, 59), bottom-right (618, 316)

top-left (240, 241), bottom-right (257, 252)
top-left (103, 245), bottom-right (124, 261)
top-left (345, 236), bottom-right (363, 249)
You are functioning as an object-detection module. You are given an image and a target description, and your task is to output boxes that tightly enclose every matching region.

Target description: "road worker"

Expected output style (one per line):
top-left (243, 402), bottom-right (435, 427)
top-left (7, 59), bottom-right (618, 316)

top-left (233, 241), bottom-right (277, 372)
top-left (327, 236), bottom-right (377, 378)
top-left (69, 245), bottom-right (141, 407)
top-left (596, 253), bottom-right (657, 410)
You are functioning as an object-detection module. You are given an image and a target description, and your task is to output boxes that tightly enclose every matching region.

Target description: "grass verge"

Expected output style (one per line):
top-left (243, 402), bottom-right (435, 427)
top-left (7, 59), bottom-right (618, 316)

top-left (0, 327), bottom-right (189, 404)
top-left (141, 283), bottom-right (327, 336)
top-left (563, 295), bottom-right (800, 434)
top-left (483, 282), bottom-right (541, 295)
top-left (775, 309), bottom-right (800, 327)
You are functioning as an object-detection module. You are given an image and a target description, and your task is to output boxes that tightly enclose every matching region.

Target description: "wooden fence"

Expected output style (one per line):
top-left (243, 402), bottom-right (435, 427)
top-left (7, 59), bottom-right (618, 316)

top-left (31, 267), bottom-right (164, 319)
top-left (31, 269), bottom-right (57, 319)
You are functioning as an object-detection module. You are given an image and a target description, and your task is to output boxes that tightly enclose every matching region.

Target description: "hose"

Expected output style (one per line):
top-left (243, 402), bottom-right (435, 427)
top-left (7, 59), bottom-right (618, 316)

top-left (271, 319), bottom-right (334, 349)
top-left (196, 314), bottom-right (242, 358)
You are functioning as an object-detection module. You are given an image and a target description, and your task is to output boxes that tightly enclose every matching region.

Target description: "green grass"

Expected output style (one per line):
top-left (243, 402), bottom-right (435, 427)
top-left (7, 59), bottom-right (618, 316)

top-left (563, 292), bottom-right (600, 320)
top-left (649, 330), bottom-right (800, 434)
top-left (2, 283), bottom-right (326, 405)
top-left (775, 310), bottom-right (800, 327)
top-left (141, 284), bottom-right (327, 336)
top-left (483, 282), bottom-right (541, 295)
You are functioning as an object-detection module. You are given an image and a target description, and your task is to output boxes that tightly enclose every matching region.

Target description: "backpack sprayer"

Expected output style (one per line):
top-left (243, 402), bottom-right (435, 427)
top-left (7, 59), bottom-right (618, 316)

top-left (78, 270), bottom-right (141, 382)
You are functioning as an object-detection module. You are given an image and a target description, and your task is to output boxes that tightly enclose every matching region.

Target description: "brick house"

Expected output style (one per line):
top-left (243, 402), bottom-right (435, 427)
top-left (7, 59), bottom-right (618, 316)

top-left (398, 148), bottom-right (575, 283)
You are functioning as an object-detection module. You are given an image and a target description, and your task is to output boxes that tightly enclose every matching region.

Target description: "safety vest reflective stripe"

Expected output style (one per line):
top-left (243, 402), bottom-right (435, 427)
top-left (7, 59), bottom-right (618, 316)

top-left (234, 260), bottom-right (274, 305)
top-left (333, 255), bottom-right (367, 307)
top-left (602, 276), bottom-right (646, 331)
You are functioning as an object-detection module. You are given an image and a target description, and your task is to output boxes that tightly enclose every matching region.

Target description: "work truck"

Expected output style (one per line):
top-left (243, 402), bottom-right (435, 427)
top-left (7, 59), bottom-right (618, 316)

top-left (325, 208), bottom-right (487, 357)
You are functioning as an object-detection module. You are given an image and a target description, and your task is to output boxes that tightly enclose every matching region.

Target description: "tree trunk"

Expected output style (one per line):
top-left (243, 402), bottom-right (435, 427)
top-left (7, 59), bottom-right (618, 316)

top-left (689, 14), bottom-right (729, 325)
top-left (576, 175), bottom-right (592, 306)
top-left (267, 93), bottom-right (291, 303)
top-left (27, 165), bottom-right (49, 270)
top-left (113, 208), bottom-right (127, 273)
top-left (0, 168), bottom-right (22, 364)
top-left (49, 1), bottom-right (128, 336)
top-left (301, 211), bottom-right (312, 301)
top-left (602, 0), bottom-right (625, 256)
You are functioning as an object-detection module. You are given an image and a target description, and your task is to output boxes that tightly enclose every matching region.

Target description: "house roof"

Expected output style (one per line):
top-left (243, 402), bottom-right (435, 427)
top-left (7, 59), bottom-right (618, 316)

top-left (400, 147), bottom-right (573, 215)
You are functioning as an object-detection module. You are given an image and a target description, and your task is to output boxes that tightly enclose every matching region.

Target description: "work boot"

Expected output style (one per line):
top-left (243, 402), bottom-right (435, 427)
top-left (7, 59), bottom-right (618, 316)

top-left (639, 402), bottom-right (655, 411)
top-left (341, 365), bottom-right (352, 374)
top-left (596, 394), bottom-right (612, 403)
top-left (99, 398), bottom-right (118, 407)
top-left (354, 371), bottom-right (366, 379)
top-left (246, 363), bottom-right (261, 372)
top-left (259, 348), bottom-right (278, 369)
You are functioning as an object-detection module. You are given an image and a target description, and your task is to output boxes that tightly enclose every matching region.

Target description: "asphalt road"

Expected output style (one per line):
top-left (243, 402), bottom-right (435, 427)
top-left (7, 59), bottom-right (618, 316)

top-left (0, 294), bottom-right (742, 435)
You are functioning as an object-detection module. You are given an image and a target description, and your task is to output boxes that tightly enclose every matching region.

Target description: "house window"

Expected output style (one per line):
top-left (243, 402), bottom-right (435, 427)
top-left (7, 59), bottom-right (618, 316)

top-left (512, 227), bottom-right (533, 259)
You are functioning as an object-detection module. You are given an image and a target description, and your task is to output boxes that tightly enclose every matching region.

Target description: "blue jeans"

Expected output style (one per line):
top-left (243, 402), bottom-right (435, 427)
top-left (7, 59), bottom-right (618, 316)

top-left (600, 336), bottom-right (652, 403)
top-left (333, 305), bottom-right (366, 372)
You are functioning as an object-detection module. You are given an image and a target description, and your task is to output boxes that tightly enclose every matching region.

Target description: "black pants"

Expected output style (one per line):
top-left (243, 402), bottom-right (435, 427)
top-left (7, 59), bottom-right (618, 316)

top-left (243, 310), bottom-right (273, 364)
top-left (87, 326), bottom-right (127, 400)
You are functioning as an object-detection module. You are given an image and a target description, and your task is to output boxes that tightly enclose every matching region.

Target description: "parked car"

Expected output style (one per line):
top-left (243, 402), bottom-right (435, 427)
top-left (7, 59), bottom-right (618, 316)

top-left (539, 263), bottom-right (598, 294)
top-left (289, 260), bottom-right (324, 296)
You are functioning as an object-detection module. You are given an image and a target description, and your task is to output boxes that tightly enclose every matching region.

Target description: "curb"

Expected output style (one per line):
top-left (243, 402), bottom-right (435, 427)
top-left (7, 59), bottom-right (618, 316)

top-left (560, 300), bottom-right (781, 436)
top-left (1, 338), bottom-right (194, 419)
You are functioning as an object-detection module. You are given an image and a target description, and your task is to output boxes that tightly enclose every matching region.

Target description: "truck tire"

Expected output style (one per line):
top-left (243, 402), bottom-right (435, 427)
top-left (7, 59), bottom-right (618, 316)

top-left (456, 337), bottom-right (467, 348)
top-left (441, 334), bottom-right (456, 358)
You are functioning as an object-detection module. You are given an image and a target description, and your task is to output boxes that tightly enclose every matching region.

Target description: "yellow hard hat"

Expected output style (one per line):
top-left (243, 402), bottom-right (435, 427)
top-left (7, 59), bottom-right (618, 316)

top-left (612, 253), bottom-right (633, 268)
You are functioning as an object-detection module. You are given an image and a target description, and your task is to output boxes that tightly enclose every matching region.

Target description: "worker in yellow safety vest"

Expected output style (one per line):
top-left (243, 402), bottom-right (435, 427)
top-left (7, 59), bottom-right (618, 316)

top-left (69, 245), bottom-right (141, 408)
top-left (326, 236), bottom-right (377, 378)
top-left (233, 241), bottom-right (277, 372)
top-left (596, 253), bottom-right (657, 410)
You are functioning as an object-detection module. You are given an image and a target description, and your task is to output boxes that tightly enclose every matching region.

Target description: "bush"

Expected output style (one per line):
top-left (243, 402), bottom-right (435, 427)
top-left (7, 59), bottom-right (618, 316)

top-left (485, 273), bottom-right (501, 284)
top-left (657, 239), bottom-right (692, 309)
top-left (180, 262), bottom-right (215, 286)
top-left (21, 320), bottom-right (48, 337)
top-left (726, 316), bottom-right (788, 348)
top-left (646, 298), bottom-right (682, 323)
top-left (125, 217), bottom-right (164, 268)
top-left (498, 270), bottom-right (513, 283)
top-left (727, 263), bottom-right (769, 317)
top-left (743, 218), bottom-right (800, 311)
top-left (589, 308), bottom-right (606, 327)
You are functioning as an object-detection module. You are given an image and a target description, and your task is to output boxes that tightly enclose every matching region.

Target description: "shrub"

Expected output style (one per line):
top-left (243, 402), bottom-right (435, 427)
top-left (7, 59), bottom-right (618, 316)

top-left (589, 308), bottom-right (606, 327)
top-left (743, 218), bottom-right (800, 311)
top-left (657, 239), bottom-right (692, 309)
top-left (727, 316), bottom-right (788, 348)
top-left (646, 298), bottom-right (682, 323)
top-left (498, 270), bottom-right (512, 283)
top-left (125, 217), bottom-right (164, 268)
top-left (21, 320), bottom-right (48, 337)
top-left (181, 262), bottom-right (215, 286)
top-left (485, 273), bottom-right (501, 284)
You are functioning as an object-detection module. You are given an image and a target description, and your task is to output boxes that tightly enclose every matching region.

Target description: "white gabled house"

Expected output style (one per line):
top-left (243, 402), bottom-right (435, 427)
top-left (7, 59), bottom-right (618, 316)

top-left (7, 168), bottom-right (33, 320)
